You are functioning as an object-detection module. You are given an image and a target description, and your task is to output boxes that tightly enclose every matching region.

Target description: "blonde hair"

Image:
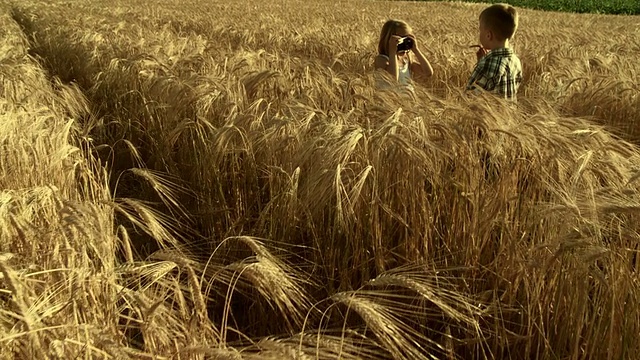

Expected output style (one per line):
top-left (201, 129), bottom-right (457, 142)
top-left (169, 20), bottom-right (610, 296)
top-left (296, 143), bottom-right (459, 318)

top-left (378, 20), bottom-right (413, 56)
top-left (480, 4), bottom-right (519, 41)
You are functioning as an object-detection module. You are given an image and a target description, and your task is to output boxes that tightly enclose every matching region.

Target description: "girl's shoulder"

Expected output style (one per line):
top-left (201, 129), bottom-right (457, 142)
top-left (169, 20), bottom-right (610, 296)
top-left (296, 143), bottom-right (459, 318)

top-left (374, 54), bottom-right (389, 68)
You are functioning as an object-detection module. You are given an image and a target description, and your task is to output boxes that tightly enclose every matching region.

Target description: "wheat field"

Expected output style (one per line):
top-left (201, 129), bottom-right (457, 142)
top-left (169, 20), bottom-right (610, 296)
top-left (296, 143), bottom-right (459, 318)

top-left (1, 0), bottom-right (640, 358)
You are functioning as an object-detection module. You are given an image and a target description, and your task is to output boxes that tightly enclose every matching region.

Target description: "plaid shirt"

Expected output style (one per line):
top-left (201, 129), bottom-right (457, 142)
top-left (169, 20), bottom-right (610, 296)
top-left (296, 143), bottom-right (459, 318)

top-left (467, 47), bottom-right (522, 100)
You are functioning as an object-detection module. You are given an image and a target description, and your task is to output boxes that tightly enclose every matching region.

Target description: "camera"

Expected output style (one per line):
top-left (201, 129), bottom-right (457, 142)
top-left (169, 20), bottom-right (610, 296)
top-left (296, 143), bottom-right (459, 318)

top-left (397, 37), bottom-right (414, 52)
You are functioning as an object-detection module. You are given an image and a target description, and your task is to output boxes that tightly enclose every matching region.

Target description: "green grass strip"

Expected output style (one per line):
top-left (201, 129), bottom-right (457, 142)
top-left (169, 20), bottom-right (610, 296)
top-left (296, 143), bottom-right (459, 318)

top-left (413, 0), bottom-right (640, 15)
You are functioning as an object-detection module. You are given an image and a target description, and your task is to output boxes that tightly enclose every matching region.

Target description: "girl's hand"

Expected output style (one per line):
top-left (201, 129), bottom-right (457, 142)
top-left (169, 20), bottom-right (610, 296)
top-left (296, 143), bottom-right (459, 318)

top-left (407, 35), bottom-right (419, 52)
top-left (388, 35), bottom-right (402, 54)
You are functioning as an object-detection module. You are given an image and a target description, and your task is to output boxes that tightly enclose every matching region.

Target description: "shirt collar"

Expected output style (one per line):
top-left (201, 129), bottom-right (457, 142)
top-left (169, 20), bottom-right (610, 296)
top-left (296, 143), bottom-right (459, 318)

top-left (488, 47), bottom-right (514, 57)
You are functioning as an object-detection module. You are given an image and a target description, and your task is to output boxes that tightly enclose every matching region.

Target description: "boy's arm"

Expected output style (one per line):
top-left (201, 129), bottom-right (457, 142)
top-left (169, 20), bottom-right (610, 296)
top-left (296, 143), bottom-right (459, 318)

top-left (467, 56), bottom-right (499, 92)
top-left (515, 57), bottom-right (524, 86)
top-left (467, 60), bottom-right (487, 91)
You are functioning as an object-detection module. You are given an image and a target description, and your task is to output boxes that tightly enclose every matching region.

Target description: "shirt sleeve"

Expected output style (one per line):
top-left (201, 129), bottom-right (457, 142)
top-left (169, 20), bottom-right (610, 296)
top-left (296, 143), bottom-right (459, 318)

top-left (467, 56), bottom-right (498, 92)
top-left (466, 60), bottom-right (483, 90)
top-left (515, 58), bottom-right (523, 86)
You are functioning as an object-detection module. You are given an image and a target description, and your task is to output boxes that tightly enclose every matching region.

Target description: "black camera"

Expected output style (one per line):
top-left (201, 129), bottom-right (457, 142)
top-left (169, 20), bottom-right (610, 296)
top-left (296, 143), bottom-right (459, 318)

top-left (397, 37), bottom-right (414, 52)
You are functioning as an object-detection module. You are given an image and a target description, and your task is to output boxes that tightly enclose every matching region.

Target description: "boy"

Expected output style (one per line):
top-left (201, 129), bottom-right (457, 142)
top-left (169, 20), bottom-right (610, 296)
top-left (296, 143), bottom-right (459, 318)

top-left (467, 3), bottom-right (523, 100)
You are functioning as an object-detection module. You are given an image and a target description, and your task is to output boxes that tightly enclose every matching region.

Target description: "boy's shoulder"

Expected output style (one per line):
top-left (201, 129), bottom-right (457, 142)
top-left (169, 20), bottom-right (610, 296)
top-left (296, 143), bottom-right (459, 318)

top-left (483, 48), bottom-right (521, 65)
top-left (501, 48), bottom-right (522, 67)
top-left (489, 47), bottom-right (515, 56)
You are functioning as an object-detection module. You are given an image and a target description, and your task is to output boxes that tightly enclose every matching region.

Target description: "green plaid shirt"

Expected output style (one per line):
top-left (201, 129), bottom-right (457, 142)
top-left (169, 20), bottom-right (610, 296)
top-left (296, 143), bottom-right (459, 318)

top-left (467, 47), bottom-right (522, 100)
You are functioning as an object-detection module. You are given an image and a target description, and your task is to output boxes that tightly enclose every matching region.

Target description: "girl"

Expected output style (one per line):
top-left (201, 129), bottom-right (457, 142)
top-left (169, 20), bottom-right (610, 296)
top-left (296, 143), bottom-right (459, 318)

top-left (375, 20), bottom-right (434, 90)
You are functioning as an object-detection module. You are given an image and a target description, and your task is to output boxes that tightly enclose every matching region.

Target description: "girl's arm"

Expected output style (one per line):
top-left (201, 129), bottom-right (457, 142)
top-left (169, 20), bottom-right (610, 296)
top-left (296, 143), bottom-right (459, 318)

top-left (374, 35), bottom-right (402, 81)
top-left (409, 37), bottom-right (434, 78)
top-left (410, 49), bottom-right (434, 78)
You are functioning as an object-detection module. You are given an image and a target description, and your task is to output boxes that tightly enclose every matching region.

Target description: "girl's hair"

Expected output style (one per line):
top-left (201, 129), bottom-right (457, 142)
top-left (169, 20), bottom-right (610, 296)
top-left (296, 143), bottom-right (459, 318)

top-left (378, 20), bottom-right (412, 56)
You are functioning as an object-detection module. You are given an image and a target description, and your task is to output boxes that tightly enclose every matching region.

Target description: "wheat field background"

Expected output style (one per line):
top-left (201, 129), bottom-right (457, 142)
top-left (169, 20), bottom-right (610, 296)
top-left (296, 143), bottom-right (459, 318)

top-left (1, 0), bottom-right (639, 359)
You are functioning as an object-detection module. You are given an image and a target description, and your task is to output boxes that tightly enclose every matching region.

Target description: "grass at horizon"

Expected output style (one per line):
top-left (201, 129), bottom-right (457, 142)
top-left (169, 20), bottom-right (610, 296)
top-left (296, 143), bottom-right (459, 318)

top-left (413, 0), bottom-right (640, 15)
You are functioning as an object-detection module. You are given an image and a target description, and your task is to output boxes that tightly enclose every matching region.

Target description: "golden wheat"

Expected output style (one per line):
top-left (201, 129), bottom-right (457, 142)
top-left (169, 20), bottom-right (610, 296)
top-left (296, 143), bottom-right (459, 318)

top-left (1, 0), bottom-right (640, 358)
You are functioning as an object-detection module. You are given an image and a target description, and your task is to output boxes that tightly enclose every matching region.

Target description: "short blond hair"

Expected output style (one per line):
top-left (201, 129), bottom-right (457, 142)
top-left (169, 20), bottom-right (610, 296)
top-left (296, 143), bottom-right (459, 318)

top-left (480, 4), bottom-right (519, 41)
top-left (378, 20), bottom-right (412, 56)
